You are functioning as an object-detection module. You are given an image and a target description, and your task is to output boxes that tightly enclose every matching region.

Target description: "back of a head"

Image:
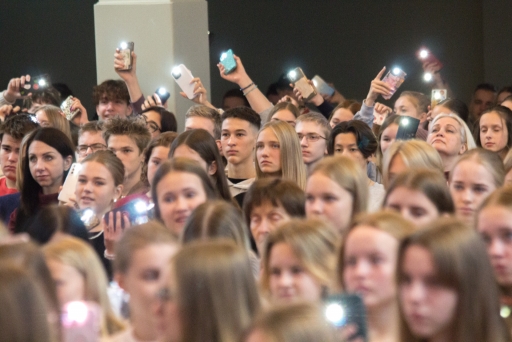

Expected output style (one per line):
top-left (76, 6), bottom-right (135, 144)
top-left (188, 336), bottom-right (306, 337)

top-left (185, 105), bottom-right (222, 139)
top-left (438, 98), bottom-right (470, 123)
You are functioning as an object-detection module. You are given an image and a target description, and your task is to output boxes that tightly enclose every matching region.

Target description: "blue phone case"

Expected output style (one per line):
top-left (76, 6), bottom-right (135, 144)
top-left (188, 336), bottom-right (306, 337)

top-left (220, 49), bottom-right (237, 75)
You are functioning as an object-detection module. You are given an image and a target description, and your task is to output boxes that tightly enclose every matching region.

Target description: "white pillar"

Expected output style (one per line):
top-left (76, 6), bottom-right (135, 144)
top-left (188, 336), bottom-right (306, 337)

top-left (94, 0), bottom-right (210, 130)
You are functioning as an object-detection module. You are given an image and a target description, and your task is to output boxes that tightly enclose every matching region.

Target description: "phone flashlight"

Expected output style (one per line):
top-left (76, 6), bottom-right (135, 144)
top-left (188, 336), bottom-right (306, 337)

top-left (80, 209), bottom-right (94, 223)
top-left (325, 303), bottom-right (346, 327)
top-left (158, 87), bottom-right (167, 96)
top-left (220, 52), bottom-right (227, 61)
top-left (120, 42), bottom-right (128, 50)
top-left (171, 66), bottom-right (181, 78)
top-left (288, 70), bottom-right (297, 81)
top-left (392, 67), bottom-right (402, 76)
top-left (401, 117), bottom-right (410, 126)
top-left (38, 79), bottom-right (47, 87)
top-left (423, 72), bottom-right (433, 82)
top-left (419, 49), bottom-right (429, 59)
top-left (63, 301), bottom-right (89, 326)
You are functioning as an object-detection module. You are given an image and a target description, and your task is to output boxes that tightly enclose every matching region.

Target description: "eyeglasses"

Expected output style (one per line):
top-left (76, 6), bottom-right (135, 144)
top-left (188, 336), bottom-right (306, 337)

top-left (77, 143), bottom-right (108, 156)
top-left (297, 133), bottom-right (327, 142)
top-left (146, 121), bottom-right (161, 134)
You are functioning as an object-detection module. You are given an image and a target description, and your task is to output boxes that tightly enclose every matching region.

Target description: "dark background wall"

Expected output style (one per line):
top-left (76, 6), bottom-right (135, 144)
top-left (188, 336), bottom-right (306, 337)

top-left (0, 0), bottom-right (510, 113)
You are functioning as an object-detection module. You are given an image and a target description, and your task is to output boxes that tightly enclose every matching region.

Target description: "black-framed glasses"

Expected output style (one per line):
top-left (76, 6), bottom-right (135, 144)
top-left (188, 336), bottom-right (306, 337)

top-left (77, 143), bottom-right (108, 156)
top-left (297, 133), bottom-right (327, 142)
top-left (140, 115), bottom-right (161, 134)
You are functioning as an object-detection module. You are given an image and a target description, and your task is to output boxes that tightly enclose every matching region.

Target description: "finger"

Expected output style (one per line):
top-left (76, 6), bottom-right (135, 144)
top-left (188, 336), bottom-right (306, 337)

top-left (179, 92), bottom-right (188, 99)
top-left (122, 213), bottom-right (130, 230)
top-left (375, 66), bottom-right (386, 80)
top-left (190, 77), bottom-right (200, 84)
top-left (115, 211), bottom-right (122, 231)
top-left (153, 94), bottom-right (162, 105)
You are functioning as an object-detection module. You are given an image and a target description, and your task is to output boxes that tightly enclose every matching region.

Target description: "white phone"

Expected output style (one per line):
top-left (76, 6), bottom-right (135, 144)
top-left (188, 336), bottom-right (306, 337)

top-left (312, 75), bottom-right (335, 97)
top-left (58, 163), bottom-right (81, 204)
top-left (171, 64), bottom-right (196, 99)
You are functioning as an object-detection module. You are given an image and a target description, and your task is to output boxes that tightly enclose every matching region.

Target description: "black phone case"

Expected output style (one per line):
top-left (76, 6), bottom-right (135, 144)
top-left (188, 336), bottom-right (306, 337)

top-left (324, 293), bottom-right (368, 342)
top-left (396, 116), bottom-right (420, 141)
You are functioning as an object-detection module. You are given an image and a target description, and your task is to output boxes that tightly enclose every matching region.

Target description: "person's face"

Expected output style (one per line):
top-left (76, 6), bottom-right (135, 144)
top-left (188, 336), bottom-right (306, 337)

top-left (0, 134), bottom-right (21, 182)
top-left (399, 246), bottom-right (458, 341)
top-left (143, 110), bottom-right (162, 139)
top-left (334, 133), bottom-right (367, 170)
top-left (75, 161), bottom-right (122, 215)
top-left (117, 244), bottom-right (178, 322)
top-left (156, 171), bottom-right (208, 236)
top-left (502, 100), bottom-right (512, 112)
top-left (221, 118), bottom-right (257, 167)
top-left (394, 96), bottom-right (424, 122)
top-left (306, 172), bottom-right (353, 234)
top-left (147, 146), bottom-right (170, 188)
top-left (256, 128), bottom-right (281, 175)
top-left (271, 109), bottom-right (296, 127)
top-left (344, 226), bottom-right (399, 309)
top-left (172, 145), bottom-right (214, 176)
top-left (387, 154), bottom-right (407, 186)
top-left (154, 266), bottom-right (182, 342)
top-left (222, 96), bottom-right (246, 111)
top-left (268, 242), bottom-right (323, 304)
top-left (96, 96), bottom-right (132, 121)
top-left (329, 108), bottom-right (354, 128)
top-left (250, 201), bottom-right (292, 253)
top-left (430, 105), bottom-right (452, 121)
top-left (28, 141), bottom-right (71, 193)
top-left (480, 112), bottom-right (509, 153)
top-left (184, 117), bottom-right (215, 138)
top-left (295, 121), bottom-right (327, 166)
top-left (108, 135), bottom-right (143, 180)
top-left (380, 123), bottom-right (398, 155)
top-left (77, 131), bottom-right (107, 163)
top-left (427, 117), bottom-right (466, 157)
top-left (450, 160), bottom-right (497, 225)
top-left (498, 91), bottom-right (512, 105)
top-left (385, 187), bottom-right (439, 227)
top-left (471, 89), bottom-right (496, 119)
top-left (35, 110), bottom-right (51, 127)
top-left (46, 259), bottom-right (86, 307)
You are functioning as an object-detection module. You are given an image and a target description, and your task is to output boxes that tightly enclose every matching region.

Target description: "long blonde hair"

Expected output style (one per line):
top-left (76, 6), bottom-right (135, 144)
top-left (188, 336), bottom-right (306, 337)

top-left (255, 121), bottom-right (307, 190)
top-left (36, 105), bottom-right (73, 144)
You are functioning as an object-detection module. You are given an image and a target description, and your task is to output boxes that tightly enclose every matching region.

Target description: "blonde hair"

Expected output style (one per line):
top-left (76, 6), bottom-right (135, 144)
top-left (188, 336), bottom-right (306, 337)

top-left (429, 113), bottom-right (477, 151)
top-left (382, 140), bottom-right (444, 188)
top-left (43, 237), bottom-right (125, 337)
top-left (36, 105), bottom-right (73, 144)
top-left (255, 121), bottom-right (307, 190)
top-left (260, 219), bottom-right (338, 299)
top-left (449, 148), bottom-right (504, 188)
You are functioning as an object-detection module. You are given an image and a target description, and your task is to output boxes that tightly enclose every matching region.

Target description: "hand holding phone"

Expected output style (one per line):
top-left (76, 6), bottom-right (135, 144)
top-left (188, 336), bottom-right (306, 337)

top-left (171, 64), bottom-right (196, 99)
top-left (324, 294), bottom-right (367, 342)
top-left (19, 74), bottom-right (51, 96)
top-left (62, 301), bottom-right (101, 342)
top-left (155, 87), bottom-right (170, 104)
top-left (288, 67), bottom-right (317, 102)
top-left (219, 49), bottom-right (237, 75)
top-left (104, 210), bottom-right (130, 256)
top-left (431, 89), bottom-right (447, 109)
top-left (5, 75), bottom-right (32, 101)
top-left (381, 67), bottom-right (406, 100)
top-left (61, 96), bottom-right (80, 121)
top-left (116, 42), bottom-right (134, 71)
top-left (58, 163), bottom-right (82, 205)
top-left (312, 75), bottom-right (335, 97)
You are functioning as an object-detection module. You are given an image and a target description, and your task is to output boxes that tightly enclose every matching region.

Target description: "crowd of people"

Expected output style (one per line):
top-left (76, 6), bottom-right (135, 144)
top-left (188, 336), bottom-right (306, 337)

top-left (0, 44), bottom-right (511, 342)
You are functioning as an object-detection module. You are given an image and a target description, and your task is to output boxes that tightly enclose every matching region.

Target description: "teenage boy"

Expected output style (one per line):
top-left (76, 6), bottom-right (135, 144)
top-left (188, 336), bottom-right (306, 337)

top-left (76, 121), bottom-right (107, 162)
top-left (295, 113), bottom-right (330, 175)
top-left (93, 80), bottom-right (133, 121)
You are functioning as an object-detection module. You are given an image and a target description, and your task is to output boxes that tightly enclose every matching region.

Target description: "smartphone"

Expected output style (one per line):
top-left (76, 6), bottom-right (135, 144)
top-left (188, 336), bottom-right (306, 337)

top-left (431, 89), bottom-right (447, 109)
top-left (154, 87), bottom-right (170, 104)
top-left (396, 116), bottom-right (420, 141)
top-left (61, 96), bottom-right (80, 121)
top-left (324, 294), bottom-right (367, 342)
top-left (118, 41), bottom-right (134, 70)
top-left (19, 74), bottom-right (51, 96)
top-left (61, 301), bottom-right (101, 342)
top-left (104, 199), bottom-right (154, 227)
top-left (171, 64), bottom-right (195, 99)
top-left (417, 48), bottom-right (443, 69)
top-left (382, 68), bottom-right (407, 100)
top-left (58, 163), bottom-right (82, 204)
top-left (312, 75), bottom-right (335, 97)
top-left (288, 67), bottom-right (317, 101)
top-left (220, 49), bottom-right (237, 75)
top-left (77, 208), bottom-right (100, 231)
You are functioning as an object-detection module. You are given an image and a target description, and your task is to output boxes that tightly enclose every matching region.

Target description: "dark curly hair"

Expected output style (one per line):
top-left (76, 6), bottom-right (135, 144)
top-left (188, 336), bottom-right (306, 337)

top-left (92, 80), bottom-right (130, 106)
top-left (328, 120), bottom-right (378, 158)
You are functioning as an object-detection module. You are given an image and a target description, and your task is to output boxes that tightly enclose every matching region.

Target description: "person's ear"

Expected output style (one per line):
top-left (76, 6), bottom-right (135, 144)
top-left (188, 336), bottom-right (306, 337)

top-left (114, 273), bottom-right (126, 291)
top-left (114, 184), bottom-right (123, 201)
top-left (208, 160), bottom-right (218, 176)
top-left (216, 140), bottom-right (222, 153)
top-left (63, 156), bottom-right (73, 171)
top-left (459, 143), bottom-right (467, 155)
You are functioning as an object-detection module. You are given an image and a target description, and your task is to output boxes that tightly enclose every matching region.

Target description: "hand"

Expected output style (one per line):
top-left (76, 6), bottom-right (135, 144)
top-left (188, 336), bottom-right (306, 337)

top-left (0, 105), bottom-right (21, 121)
top-left (293, 80), bottom-right (324, 106)
top-left (59, 194), bottom-right (78, 209)
top-left (277, 95), bottom-right (300, 108)
top-left (114, 49), bottom-right (137, 82)
top-left (322, 83), bottom-right (345, 105)
top-left (142, 94), bottom-right (164, 111)
top-left (70, 97), bottom-right (89, 124)
top-left (366, 67), bottom-right (394, 107)
top-left (3, 75), bottom-right (32, 103)
top-left (373, 102), bottom-right (392, 125)
top-left (217, 54), bottom-right (252, 88)
top-left (336, 324), bottom-right (364, 342)
top-left (103, 211), bottom-right (130, 255)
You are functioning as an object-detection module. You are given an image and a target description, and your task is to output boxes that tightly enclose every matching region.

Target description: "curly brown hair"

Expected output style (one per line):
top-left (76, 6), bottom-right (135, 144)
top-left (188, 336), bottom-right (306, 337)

top-left (92, 80), bottom-right (130, 106)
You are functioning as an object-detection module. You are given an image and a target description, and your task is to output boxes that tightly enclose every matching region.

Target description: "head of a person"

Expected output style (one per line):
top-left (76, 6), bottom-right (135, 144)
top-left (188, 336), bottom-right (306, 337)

top-left (0, 114), bottom-right (39, 184)
top-left (255, 121), bottom-right (307, 190)
top-left (43, 236), bottom-right (125, 336)
top-left (266, 82), bottom-right (280, 105)
top-left (498, 86), bottom-right (512, 104)
top-left (339, 211), bottom-right (415, 310)
top-left (243, 303), bottom-right (336, 342)
top-left (103, 116), bottom-right (151, 182)
top-left (394, 91), bottom-right (429, 122)
top-left (185, 105), bottom-right (221, 140)
top-left (397, 217), bottom-right (508, 342)
top-left (0, 265), bottom-right (54, 342)
top-left (449, 148), bottom-right (504, 225)
top-left (268, 102), bottom-right (301, 127)
top-left (75, 150), bottom-right (124, 217)
top-left (427, 113), bottom-right (476, 166)
top-left (220, 106), bottom-right (261, 167)
top-left (144, 132), bottom-right (178, 188)
top-left (243, 178), bottom-right (306, 253)
top-left (156, 240), bottom-right (260, 342)
top-left (306, 156), bottom-right (368, 234)
top-left (22, 86), bottom-right (61, 113)
top-left (431, 98), bottom-right (469, 123)
top-left (92, 79), bottom-right (132, 121)
top-left (222, 88), bottom-right (250, 110)
top-left (383, 169), bottom-right (454, 227)
top-left (328, 100), bottom-right (361, 128)
top-left (141, 106), bottom-right (177, 139)
top-left (476, 106), bottom-right (512, 158)
top-left (26, 205), bottom-right (89, 244)
top-left (260, 219), bottom-right (337, 304)
top-left (182, 200), bottom-right (250, 250)
top-left (21, 128), bottom-right (74, 211)
top-left (295, 113), bottom-right (330, 167)
top-left (328, 120), bottom-right (378, 171)
top-left (114, 221), bottom-right (179, 324)
top-left (34, 105), bottom-right (72, 141)
top-left (77, 121), bottom-right (107, 162)
top-left (170, 129), bottom-right (231, 201)
top-left (382, 140), bottom-right (444, 189)
top-left (151, 158), bottom-right (219, 237)
top-left (502, 95), bottom-right (512, 112)
top-left (470, 83), bottom-right (497, 120)
top-left (376, 114), bottom-right (400, 170)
